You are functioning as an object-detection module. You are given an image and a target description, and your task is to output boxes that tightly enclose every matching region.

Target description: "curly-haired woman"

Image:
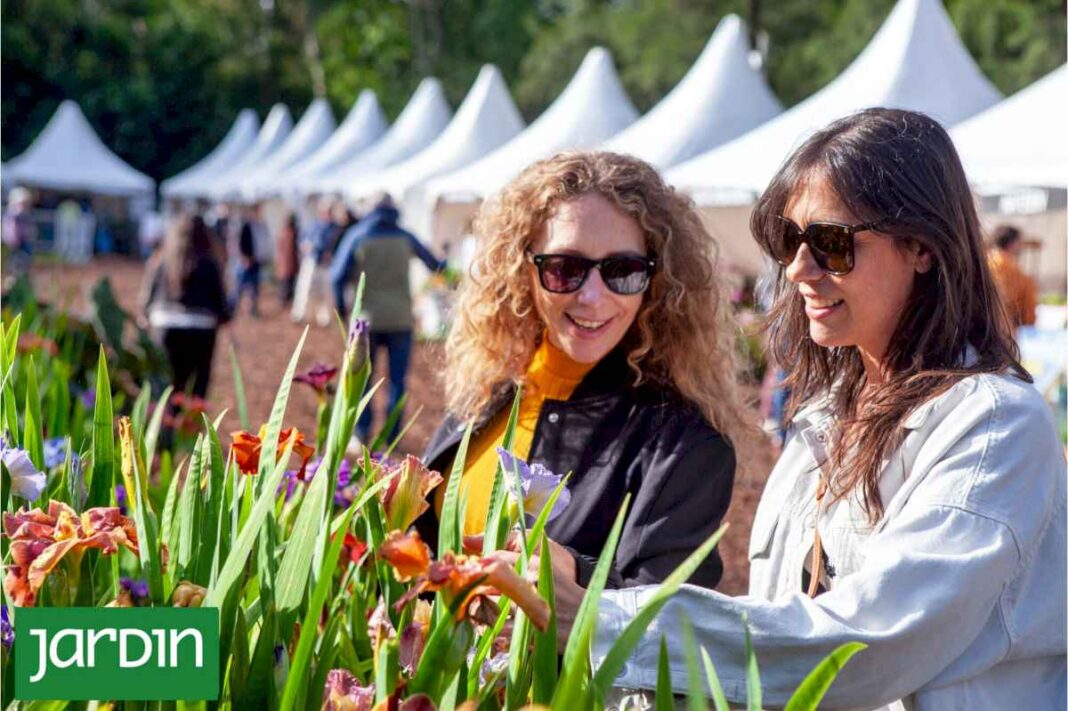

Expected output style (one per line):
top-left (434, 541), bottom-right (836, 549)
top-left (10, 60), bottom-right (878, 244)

top-left (415, 151), bottom-right (757, 590)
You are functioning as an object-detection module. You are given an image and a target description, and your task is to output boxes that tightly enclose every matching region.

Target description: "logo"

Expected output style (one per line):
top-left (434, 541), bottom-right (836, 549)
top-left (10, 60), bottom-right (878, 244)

top-left (15, 608), bottom-right (219, 700)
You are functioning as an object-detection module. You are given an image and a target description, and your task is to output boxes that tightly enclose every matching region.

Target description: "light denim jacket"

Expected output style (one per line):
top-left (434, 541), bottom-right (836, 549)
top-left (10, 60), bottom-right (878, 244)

top-left (594, 372), bottom-right (1066, 710)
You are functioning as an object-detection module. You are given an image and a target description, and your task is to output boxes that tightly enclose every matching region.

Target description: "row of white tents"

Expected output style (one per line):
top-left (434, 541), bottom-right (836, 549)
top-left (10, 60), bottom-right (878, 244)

top-left (3, 0), bottom-right (1065, 260)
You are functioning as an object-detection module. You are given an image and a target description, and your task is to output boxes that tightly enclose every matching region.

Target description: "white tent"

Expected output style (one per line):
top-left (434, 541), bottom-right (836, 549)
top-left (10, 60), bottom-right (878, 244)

top-left (952, 64), bottom-right (1068, 190)
top-left (668, 0), bottom-right (1002, 202)
top-left (274, 90), bottom-right (388, 196)
top-left (240, 99), bottom-right (336, 197)
top-left (161, 109), bottom-right (260, 198)
top-left (603, 14), bottom-right (783, 169)
top-left (348, 64), bottom-right (525, 233)
top-left (3, 100), bottom-right (153, 196)
top-left (314, 78), bottom-right (452, 195)
top-left (427, 47), bottom-right (639, 204)
top-left (204, 103), bottom-right (293, 200)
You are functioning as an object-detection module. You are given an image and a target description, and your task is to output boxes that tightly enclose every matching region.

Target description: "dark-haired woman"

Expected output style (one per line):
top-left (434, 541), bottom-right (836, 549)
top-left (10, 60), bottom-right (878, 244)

top-left (141, 214), bottom-right (232, 398)
top-left (534, 109), bottom-right (1066, 709)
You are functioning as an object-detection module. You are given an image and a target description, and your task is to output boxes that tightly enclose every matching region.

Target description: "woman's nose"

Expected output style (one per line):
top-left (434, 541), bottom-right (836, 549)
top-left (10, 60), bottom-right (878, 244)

top-left (576, 267), bottom-right (609, 304)
top-left (785, 243), bottom-right (824, 284)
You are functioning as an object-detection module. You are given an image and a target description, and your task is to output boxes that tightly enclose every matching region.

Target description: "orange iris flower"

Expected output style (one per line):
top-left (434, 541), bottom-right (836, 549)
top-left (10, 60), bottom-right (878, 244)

top-left (230, 426), bottom-right (315, 479)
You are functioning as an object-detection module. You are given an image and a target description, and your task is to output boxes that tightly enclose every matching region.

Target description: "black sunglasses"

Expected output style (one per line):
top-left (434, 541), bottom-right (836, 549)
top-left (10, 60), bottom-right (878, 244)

top-left (526, 249), bottom-right (656, 295)
top-left (769, 216), bottom-right (887, 276)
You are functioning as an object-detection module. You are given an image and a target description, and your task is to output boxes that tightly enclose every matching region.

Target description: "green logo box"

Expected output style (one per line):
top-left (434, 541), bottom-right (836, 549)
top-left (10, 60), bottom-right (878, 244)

top-left (15, 607), bottom-right (219, 701)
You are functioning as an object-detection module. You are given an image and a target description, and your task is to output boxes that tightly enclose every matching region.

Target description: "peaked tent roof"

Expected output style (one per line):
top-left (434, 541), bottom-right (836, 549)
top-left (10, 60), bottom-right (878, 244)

top-left (275, 90), bottom-right (388, 195)
top-left (951, 64), bottom-right (1068, 190)
top-left (3, 100), bottom-right (154, 196)
top-left (427, 47), bottom-right (639, 203)
top-left (603, 14), bottom-right (783, 169)
top-left (315, 78), bottom-right (451, 194)
top-left (668, 0), bottom-right (1002, 202)
top-left (349, 64), bottom-right (525, 201)
top-left (161, 109), bottom-right (260, 197)
top-left (241, 99), bottom-right (336, 197)
top-left (204, 103), bottom-right (293, 200)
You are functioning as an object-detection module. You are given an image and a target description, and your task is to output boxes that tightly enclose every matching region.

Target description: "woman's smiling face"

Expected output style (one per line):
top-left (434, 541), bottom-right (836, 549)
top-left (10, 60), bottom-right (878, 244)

top-left (783, 173), bottom-right (931, 381)
top-left (528, 192), bottom-right (647, 364)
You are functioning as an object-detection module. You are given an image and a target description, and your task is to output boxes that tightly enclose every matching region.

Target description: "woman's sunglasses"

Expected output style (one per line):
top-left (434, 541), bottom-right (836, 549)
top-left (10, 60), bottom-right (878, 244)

top-left (769, 216), bottom-right (886, 276)
top-left (526, 249), bottom-right (656, 295)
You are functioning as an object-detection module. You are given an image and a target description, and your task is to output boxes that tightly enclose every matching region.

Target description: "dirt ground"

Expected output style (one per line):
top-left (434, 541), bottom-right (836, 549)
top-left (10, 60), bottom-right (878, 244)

top-left (28, 256), bottom-right (771, 595)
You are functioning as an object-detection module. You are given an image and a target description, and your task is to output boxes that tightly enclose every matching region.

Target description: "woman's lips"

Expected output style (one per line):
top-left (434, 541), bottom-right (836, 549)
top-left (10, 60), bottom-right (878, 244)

top-left (805, 298), bottom-right (844, 321)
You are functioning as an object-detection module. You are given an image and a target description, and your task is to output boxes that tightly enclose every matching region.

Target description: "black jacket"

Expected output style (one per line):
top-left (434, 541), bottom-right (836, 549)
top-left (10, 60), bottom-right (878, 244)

top-left (417, 348), bottom-right (735, 590)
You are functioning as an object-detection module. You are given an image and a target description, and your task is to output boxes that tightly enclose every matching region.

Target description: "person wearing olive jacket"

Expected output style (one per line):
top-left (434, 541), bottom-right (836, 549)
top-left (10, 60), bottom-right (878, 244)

top-left (415, 151), bottom-right (759, 590)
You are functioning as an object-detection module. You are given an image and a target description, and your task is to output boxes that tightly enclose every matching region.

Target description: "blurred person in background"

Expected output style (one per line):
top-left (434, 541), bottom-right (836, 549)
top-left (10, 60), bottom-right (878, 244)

top-left (140, 214), bottom-right (231, 399)
top-left (2, 187), bottom-right (37, 280)
top-left (291, 195), bottom-right (336, 326)
top-left (987, 224), bottom-right (1038, 329)
top-left (231, 202), bottom-right (268, 317)
top-left (274, 211), bottom-right (300, 308)
top-left (329, 193), bottom-right (445, 443)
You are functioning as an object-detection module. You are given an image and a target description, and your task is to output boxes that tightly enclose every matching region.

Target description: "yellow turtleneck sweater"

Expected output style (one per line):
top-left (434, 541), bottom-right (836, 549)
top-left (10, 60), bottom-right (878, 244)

top-left (434, 338), bottom-right (594, 536)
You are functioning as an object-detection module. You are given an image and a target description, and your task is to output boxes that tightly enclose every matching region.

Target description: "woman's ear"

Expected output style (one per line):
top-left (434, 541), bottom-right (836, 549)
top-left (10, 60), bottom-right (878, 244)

top-left (908, 240), bottom-right (934, 274)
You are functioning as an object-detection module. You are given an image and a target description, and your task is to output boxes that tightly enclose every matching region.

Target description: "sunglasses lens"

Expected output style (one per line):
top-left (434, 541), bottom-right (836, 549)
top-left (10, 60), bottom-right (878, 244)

top-left (808, 224), bottom-right (853, 274)
top-left (771, 218), bottom-right (802, 266)
top-left (601, 258), bottom-right (652, 295)
top-left (539, 255), bottom-right (590, 293)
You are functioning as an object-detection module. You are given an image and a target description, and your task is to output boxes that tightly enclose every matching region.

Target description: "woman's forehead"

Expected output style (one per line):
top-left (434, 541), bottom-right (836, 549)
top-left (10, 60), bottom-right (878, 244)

top-left (534, 193), bottom-right (644, 254)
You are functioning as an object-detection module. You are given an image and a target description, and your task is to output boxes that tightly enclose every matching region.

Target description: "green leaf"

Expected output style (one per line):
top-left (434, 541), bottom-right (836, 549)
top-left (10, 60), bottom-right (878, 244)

top-left (700, 647), bottom-right (730, 711)
top-left (783, 642), bottom-right (867, 711)
top-left (257, 327), bottom-right (309, 481)
top-left (531, 531), bottom-right (559, 704)
top-left (128, 422), bottom-right (164, 604)
top-left (131, 382), bottom-right (152, 441)
top-left (229, 344), bottom-right (250, 431)
top-left (554, 494), bottom-right (631, 710)
top-left (438, 422), bottom-right (473, 557)
top-left (279, 504), bottom-right (357, 711)
top-left (593, 524), bottom-right (728, 697)
top-left (144, 385), bottom-right (174, 473)
top-left (656, 637), bottom-right (674, 711)
top-left (22, 357), bottom-right (44, 470)
top-left (86, 347), bottom-right (115, 509)
top-left (274, 442), bottom-right (332, 630)
top-left (177, 434), bottom-right (204, 577)
top-left (482, 387), bottom-right (523, 555)
top-left (368, 391), bottom-right (408, 452)
top-left (194, 416), bottom-right (227, 584)
top-left (744, 614), bottom-right (761, 711)
top-left (204, 439), bottom-right (294, 608)
top-left (682, 616), bottom-right (708, 711)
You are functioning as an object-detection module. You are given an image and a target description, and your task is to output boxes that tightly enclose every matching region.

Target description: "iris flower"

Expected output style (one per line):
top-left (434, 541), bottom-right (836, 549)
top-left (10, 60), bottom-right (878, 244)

top-left (230, 426), bottom-right (315, 479)
top-left (0, 439), bottom-right (46, 502)
top-left (379, 531), bottom-right (550, 631)
top-left (3, 502), bottom-right (139, 607)
top-left (322, 668), bottom-right (375, 711)
top-left (43, 437), bottom-right (68, 470)
top-left (378, 455), bottom-right (443, 532)
top-left (495, 448), bottom-right (571, 525)
top-left (118, 417), bottom-right (149, 511)
top-left (293, 364), bottom-right (338, 397)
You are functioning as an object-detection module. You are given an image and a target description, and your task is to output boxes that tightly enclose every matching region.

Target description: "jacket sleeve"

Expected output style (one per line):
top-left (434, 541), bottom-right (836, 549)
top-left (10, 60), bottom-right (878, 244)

top-left (571, 426), bottom-right (734, 590)
top-left (406, 233), bottom-right (446, 272)
top-left (592, 390), bottom-right (1063, 709)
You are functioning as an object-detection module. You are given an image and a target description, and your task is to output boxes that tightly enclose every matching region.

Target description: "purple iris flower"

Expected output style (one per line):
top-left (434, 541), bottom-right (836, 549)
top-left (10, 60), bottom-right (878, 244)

top-left (79, 387), bottom-right (96, 410)
top-left (333, 458), bottom-right (356, 507)
top-left (43, 437), bottom-right (68, 469)
top-left (495, 448), bottom-right (571, 525)
top-left (115, 485), bottom-right (128, 515)
top-left (1, 439), bottom-right (46, 502)
top-left (1, 605), bottom-right (13, 648)
top-left (120, 577), bottom-right (149, 602)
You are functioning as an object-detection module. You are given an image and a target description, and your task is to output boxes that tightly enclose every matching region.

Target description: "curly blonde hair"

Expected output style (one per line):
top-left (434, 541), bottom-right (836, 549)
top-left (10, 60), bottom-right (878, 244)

top-left (445, 151), bottom-right (758, 454)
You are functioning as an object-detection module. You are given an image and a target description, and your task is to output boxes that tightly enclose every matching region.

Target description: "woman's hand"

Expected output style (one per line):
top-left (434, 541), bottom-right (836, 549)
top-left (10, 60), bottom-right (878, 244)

top-left (464, 532), bottom-right (588, 653)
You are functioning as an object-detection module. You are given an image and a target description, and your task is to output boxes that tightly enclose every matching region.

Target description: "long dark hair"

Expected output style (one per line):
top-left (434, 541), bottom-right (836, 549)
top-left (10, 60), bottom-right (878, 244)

top-left (752, 108), bottom-right (1028, 522)
top-left (162, 214), bottom-right (216, 300)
